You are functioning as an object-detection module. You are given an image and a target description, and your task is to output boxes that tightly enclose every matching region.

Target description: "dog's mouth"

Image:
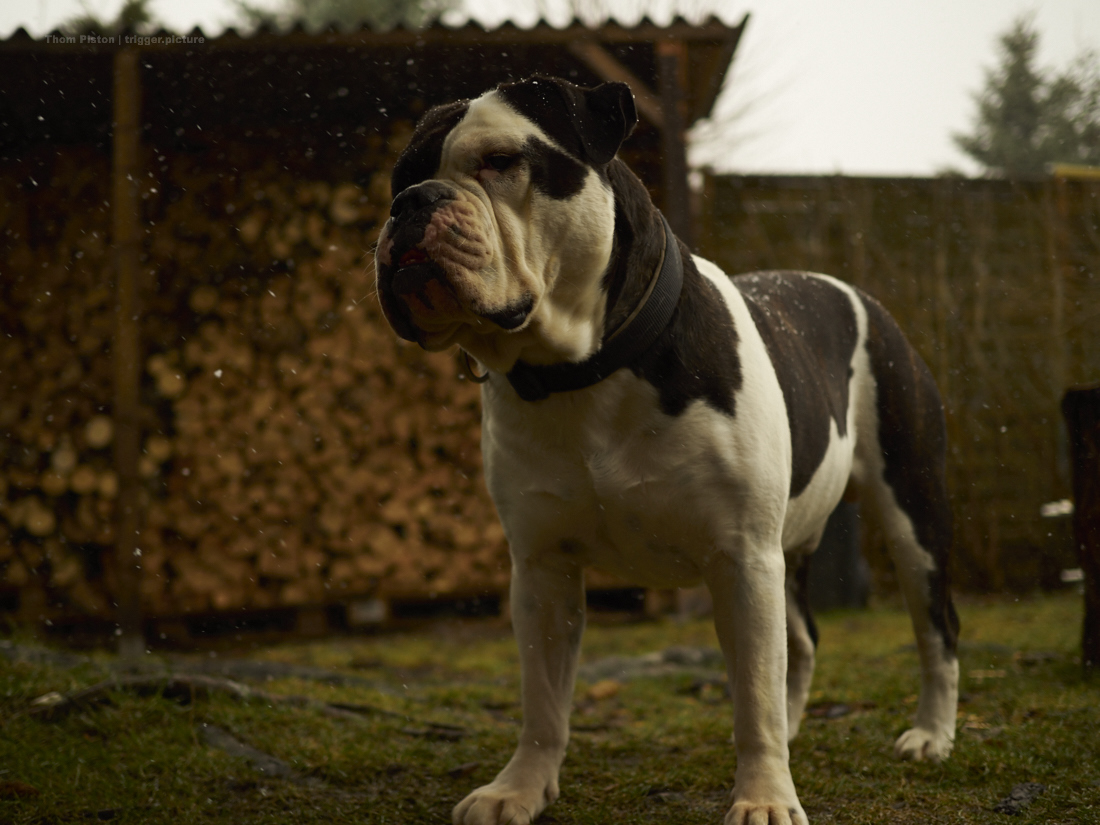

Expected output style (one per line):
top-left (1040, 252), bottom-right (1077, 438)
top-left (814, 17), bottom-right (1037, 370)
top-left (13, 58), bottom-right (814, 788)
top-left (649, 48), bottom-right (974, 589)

top-left (397, 247), bottom-right (430, 268)
top-left (390, 250), bottom-right (446, 301)
top-left (387, 248), bottom-right (533, 333)
top-left (384, 252), bottom-right (460, 336)
top-left (374, 241), bottom-right (445, 343)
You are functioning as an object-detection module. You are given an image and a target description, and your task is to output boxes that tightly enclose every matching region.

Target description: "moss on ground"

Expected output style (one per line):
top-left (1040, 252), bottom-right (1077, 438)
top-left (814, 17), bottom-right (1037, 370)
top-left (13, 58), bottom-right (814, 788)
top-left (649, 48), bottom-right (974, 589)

top-left (1, 592), bottom-right (1097, 824)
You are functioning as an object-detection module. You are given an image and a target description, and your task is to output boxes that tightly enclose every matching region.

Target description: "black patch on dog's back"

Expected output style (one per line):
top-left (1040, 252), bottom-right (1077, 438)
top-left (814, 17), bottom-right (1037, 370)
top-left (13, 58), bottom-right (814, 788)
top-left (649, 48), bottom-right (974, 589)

top-left (391, 100), bottom-right (469, 196)
top-left (734, 272), bottom-right (858, 498)
top-left (860, 292), bottom-right (958, 654)
top-left (525, 137), bottom-right (588, 200)
top-left (632, 256), bottom-right (742, 417)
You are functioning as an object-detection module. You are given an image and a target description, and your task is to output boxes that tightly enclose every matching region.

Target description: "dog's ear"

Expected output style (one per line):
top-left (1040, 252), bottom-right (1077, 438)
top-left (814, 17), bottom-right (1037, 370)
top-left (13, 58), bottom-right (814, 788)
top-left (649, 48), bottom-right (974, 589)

top-left (573, 80), bottom-right (638, 165)
top-left (499, 76), bottom-right (638, 166)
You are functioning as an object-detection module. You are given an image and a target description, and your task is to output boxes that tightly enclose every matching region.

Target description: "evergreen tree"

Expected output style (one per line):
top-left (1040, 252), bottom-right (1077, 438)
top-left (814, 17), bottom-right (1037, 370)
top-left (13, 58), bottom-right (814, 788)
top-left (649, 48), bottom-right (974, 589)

top-left (64, 0), bottom-right (157, 34)
top-left (955, 16), bottom-right (1100, 176)
top-left (236, 0), bottom-right (453, 32)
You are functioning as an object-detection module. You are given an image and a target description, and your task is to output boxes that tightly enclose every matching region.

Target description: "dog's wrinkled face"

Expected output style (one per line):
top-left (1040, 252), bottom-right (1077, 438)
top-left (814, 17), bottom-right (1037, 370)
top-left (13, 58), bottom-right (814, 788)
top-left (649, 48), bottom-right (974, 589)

top-left (375, 77), bottom-right (637, 371)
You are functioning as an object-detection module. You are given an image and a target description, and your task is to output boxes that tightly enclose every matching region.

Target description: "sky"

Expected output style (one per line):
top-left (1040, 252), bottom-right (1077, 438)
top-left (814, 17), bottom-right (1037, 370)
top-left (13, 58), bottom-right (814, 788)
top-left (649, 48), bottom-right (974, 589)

top-left (2, 0), bottom-right (1098, 176)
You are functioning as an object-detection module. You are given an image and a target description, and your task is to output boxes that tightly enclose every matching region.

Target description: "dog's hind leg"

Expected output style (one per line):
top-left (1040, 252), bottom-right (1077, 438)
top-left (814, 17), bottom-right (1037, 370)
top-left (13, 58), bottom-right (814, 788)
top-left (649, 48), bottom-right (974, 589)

top-left (855, 292), bottom-right (960, 763)
top-left (865, 474), bottom-right (959, 762)
top-left (785, 547), bottom-right (819, 741)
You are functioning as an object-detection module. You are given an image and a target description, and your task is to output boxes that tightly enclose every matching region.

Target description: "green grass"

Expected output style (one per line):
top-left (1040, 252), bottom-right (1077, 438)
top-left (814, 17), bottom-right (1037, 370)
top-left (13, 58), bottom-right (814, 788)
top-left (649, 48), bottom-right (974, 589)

top-left (1, 593), bottom-right (1097, 824)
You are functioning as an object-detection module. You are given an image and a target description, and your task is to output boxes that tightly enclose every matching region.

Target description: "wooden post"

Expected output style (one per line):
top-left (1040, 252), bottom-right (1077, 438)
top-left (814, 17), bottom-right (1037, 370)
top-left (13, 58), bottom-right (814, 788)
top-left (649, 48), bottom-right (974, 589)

top-left (932, 178), bottom-right (952, 406)
top-left (844, 179), bottom-right (872, 291)
top-left (656, 39), bottom-right (693, 250)
top-left (808, 179), bottom-right (829, 272)
top-left (968, 185), bottom-right (993, 339)
top-left (111, 46), bottom-right (145, 661)
top-left (1044, 176), bottom-right (1073, 459)
top-left (1062, 385), bottom-right (1100, 675)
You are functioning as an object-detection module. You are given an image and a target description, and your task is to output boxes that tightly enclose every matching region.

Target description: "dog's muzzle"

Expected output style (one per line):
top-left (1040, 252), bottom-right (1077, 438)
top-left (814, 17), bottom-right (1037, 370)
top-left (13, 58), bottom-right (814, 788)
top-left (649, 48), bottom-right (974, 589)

top-left (377, 181), bottom-right (461, 342)
top-left (378, 180), bottom-right (531, 343)
top-left (387, 180), bottom-right (456, 296)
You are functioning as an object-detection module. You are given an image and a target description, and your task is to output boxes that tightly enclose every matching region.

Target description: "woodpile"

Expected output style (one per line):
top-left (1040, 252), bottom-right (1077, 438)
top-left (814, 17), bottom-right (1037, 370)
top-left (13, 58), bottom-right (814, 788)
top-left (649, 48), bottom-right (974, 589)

top-left (1, 147), bottom-right (118, 619)
top-left (1, 125), bottom-right (511, 621)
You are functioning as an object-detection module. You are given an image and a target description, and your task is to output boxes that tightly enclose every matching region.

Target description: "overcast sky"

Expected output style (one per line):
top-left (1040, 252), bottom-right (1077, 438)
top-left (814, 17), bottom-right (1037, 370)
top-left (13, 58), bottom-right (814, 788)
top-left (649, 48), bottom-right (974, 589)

top-left (2, 0), bottom-right (1098, 175)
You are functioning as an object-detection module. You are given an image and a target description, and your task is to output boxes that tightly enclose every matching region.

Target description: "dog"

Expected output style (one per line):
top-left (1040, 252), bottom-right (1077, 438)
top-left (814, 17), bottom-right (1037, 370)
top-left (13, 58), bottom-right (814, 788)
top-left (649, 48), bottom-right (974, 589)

top-left (374, 76), bottom-right (959, 825)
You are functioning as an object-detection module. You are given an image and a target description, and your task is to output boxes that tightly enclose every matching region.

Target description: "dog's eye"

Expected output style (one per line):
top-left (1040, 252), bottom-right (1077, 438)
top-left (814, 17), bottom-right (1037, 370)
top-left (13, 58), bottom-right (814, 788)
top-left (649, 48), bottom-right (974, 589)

top-left (483, 153), bottom-right (518, 173)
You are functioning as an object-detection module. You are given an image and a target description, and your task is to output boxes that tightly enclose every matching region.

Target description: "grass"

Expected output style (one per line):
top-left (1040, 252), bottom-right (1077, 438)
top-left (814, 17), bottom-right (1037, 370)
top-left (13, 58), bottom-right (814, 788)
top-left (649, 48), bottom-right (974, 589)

top-left (1, 592), bottom-right (1097, 824)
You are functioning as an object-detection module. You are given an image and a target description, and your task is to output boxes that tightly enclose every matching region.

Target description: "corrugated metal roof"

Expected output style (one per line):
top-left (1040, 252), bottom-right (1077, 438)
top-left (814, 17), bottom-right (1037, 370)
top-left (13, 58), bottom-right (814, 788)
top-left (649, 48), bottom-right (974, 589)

top-left (0, 13), bottom-right (746, 162)
top-left (1, 14), bottom-right (745, 49)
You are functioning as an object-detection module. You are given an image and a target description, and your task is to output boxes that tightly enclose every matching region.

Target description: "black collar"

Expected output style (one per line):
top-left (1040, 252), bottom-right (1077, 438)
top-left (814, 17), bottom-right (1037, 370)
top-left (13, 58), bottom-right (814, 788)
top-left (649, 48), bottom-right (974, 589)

top-left (503, 211), bottom-right (683, 402)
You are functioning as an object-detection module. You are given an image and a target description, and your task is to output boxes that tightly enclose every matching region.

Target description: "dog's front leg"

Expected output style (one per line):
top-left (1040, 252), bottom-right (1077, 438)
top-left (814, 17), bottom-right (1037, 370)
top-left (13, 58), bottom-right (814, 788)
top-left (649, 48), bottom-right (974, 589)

top-left (707, 546), bottom-right (809, 825)
top-left (453, 553), bottom-right (584, 825)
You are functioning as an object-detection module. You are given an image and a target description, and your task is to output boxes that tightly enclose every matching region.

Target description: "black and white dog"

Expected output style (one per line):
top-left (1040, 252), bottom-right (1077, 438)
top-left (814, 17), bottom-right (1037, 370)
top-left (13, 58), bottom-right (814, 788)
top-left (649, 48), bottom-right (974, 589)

top-left (375, 76), bottom-right (959, 825)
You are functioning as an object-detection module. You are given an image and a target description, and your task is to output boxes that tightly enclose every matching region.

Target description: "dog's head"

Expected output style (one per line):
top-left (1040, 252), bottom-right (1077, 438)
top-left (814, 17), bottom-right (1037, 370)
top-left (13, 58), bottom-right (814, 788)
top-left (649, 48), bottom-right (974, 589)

top-left (375, 76), bottom-right (638, 372)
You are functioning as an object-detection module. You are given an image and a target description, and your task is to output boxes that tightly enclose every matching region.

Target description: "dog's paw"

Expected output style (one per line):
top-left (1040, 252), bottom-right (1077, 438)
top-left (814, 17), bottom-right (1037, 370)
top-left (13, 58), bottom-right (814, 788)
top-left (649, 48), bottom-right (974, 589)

top-left (725, 801), bottom-right (809, 825)
top-left (452, 778), bottom-right (558, 825)
top-left (894, 726), bottom-right (954, 762)
top-left (725, 773), bottom-right (808, 825)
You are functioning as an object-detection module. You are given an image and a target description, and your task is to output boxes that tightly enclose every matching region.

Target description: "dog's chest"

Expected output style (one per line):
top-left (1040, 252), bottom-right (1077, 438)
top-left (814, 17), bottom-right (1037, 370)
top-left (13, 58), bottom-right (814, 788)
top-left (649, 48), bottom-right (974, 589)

top-left (578, 421), bottom-right (716, 584)
top-left (482, 373), bottom-right (754, 586)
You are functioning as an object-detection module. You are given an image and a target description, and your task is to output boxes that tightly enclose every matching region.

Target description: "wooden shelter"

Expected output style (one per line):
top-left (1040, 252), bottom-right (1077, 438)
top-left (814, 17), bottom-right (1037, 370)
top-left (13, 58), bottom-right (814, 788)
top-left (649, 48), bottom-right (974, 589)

top-left (1, 15), bottom-right (747, 239)
top-left (0, 16), bottom-right (747, 649)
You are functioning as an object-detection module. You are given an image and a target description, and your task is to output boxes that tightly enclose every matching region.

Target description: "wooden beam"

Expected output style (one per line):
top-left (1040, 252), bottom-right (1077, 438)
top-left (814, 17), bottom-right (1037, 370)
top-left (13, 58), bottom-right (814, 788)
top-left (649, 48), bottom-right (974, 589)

top-left (566, 41), bottom-right (664, 130)
top-left (688, 12), bottom-right (749, 124)
top-left (657, 38), bottom-right (693, 249)
top-left (111, 46), bottom-right (145, 661)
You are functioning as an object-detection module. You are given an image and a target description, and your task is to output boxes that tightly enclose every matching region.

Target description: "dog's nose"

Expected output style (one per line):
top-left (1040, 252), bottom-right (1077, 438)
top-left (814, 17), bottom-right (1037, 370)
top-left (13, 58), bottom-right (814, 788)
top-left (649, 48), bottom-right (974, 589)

top-left (390, 181), bottom-right (455, 220)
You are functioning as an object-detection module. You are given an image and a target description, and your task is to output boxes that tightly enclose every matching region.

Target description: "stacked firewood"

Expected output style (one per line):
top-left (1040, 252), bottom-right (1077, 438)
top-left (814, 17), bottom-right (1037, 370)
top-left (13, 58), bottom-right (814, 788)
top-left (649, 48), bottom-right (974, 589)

top-left (0, 125), bottom-right (510, 620)
top-left (0, 147), bottom-right (119, 618)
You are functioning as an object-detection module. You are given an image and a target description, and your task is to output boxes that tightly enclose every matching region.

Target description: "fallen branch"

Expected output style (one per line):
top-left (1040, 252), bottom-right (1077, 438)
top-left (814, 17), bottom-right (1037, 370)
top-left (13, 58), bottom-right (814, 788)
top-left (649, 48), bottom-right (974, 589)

top-left (21, 673), bottom-right (468, 739)
top-left (26, 674), bottom-right (255, 720)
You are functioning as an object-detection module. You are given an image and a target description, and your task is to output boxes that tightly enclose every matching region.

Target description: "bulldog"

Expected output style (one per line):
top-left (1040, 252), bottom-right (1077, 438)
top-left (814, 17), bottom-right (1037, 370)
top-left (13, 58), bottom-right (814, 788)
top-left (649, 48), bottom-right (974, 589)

top-left (374, 76), bottom-right (959, 825)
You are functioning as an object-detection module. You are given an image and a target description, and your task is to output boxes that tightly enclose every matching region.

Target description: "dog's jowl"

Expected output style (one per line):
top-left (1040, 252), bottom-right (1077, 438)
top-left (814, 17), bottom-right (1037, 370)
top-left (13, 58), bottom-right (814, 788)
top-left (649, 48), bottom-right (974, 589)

top-left (375, 76), bottom-right (959, 825)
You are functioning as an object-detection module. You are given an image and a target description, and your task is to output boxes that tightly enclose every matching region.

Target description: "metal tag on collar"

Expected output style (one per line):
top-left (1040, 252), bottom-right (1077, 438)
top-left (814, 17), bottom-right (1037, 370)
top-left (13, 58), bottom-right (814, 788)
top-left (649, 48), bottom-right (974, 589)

top-left (461, 350), bottom-right (490, 384)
